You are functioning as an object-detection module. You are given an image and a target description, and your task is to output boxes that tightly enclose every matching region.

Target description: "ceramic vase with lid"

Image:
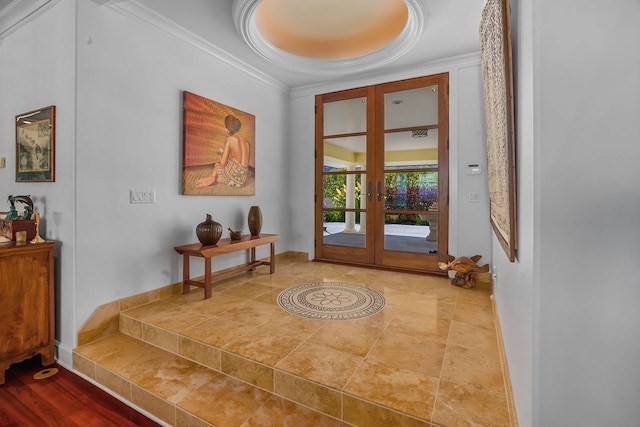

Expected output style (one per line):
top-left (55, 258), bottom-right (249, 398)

top-left (248, 206), bottom-right (262, 237)
top-left (196, 214), bottom-right (222, 246)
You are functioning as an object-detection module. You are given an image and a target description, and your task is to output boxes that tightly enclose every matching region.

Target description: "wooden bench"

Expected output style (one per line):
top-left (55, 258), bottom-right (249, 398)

top-left (174, 234), bottom-right (278, 299)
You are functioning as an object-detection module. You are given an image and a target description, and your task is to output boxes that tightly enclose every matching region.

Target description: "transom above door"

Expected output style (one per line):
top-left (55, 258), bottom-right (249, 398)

top-left (315, 73), bottom-right (449, 273)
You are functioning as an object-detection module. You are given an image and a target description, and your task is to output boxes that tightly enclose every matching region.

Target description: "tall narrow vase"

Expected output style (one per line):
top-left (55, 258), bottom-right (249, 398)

top-left (248, 206), bottom-right (262, 237)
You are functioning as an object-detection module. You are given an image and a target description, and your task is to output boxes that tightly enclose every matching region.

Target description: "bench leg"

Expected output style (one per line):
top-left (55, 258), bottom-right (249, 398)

top-left (182, 254), bottom-right (190, 294)
top-left (204, 257), bottom-right (212, 299)
top-left (270, 242), bottom-right (275, 274)
top-left (249, 247), bottom-right (257, 271)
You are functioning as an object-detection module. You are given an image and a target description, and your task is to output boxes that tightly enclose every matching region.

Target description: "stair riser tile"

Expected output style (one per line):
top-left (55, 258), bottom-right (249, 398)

top-left (178, 336), bottom-right (221, 371)
top-left (221, 351), bottom-right (274, 392)
top-left (176, 407), bottom-right (213, 427)
top-left (72, 352), bottom-right (96, 380)
top-left (142, 323), bottom-right (178, 353)
top-left (95, 365), bottom-right (132, 401)
top-left (274, 371), bottom-right (342, 419)
top-left (120, 315), bottom-right (143, 339)
top-left (131, 384), bottom-right (176, 426)
top-left (343, 395), bottom-right (433, 427)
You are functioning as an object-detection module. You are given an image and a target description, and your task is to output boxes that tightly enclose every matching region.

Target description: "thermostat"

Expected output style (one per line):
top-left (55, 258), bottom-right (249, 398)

top-left (465, 164), bottom-right (483, 175)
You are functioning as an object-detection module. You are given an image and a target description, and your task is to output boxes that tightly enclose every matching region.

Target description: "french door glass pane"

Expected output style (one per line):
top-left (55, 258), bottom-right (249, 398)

top-left (324, 97), bottom-right (367, 135)
top-left (323, 136), bottom-right (367, 170)
top-left (322, 172), bottom-right (366, 247)
top-left (383, 170), bottom-right (439, 251)
top-left (384, 171), bottom-right (438, 212)
top-left (383, 85), bottom-right (439, 254)
top-left (322, 96), bottom-right (367, 249)
top-left (384, 86), bottom-right (438, 129)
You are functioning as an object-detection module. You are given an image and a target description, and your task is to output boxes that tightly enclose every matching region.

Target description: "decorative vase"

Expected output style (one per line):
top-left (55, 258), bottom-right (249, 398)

top-left (196, 214), bottom-right (222, 246)
top-left (248, 206), bottom-right (262, 237)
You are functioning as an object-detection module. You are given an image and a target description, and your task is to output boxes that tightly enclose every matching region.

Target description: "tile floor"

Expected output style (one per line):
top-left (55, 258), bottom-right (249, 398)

top-left (73, 257), bottom-right (514, 427)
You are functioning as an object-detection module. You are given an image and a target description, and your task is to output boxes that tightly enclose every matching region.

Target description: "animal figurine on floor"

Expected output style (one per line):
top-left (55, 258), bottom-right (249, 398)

top-left (438, 254), bottom-right (490, 289)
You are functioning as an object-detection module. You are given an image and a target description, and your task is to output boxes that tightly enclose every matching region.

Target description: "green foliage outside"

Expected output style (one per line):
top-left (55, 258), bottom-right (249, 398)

top-left (323, 171), bottom-right (437, 225)
top-left (384, 171), bottom-right (438, 211)
top-left (333, 181), bottom-right (361, 209)
top-left (323, 174), bottom-right (360, 223)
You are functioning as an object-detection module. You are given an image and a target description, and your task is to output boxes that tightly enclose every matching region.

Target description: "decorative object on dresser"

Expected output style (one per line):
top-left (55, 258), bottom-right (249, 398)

top-left (5, 194), bottom-right (33, 220)
top-left (0, 240), bottom-right (56, 384)
top-left (1, 195), bottom-right (37, 241)
top-left (30, 210), bottom-right (45, 243)
top-left (16, 105), bottom-right (56, 182)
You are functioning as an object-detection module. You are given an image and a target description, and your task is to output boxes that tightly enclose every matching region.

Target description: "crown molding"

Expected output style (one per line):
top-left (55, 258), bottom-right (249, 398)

top-left (103, 0), bottom-right (289, 94)
top-left (90, 0), bottom-right (126, 5)
top-left (290, 51), bottom-right (481, 99)
top-left (0, 0), bottom-right (61, 40)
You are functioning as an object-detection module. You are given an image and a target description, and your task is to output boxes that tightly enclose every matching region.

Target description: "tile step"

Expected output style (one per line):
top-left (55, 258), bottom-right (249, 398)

top-left (73, 331), bottom-right (435, 427)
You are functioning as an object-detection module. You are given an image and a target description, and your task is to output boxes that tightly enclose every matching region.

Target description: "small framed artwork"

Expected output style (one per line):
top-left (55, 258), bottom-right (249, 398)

top-left (15, 105), bottom-right (56, 182)
top-left (182, 91), bottom-right (255, 196)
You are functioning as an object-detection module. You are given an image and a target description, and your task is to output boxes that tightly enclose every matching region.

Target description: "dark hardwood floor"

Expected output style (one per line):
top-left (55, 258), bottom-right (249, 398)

top-left (0, 356), bottom-right (162, 427)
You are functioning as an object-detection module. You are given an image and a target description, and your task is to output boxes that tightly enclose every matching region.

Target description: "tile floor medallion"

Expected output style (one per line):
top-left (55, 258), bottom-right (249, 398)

top-left (277, 282), bottom-right (386, 320)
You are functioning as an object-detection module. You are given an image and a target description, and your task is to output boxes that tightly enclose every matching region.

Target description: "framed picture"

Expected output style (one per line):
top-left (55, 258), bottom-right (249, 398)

top-left (480, 0), bottom-right (517, 262)
top-left (15, 105), bottom-right (56, 182)
top-left (182, 91), bottom-right (255, 196)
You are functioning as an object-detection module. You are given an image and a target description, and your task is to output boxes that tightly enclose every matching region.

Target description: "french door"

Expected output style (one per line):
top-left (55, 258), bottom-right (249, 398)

top-left (315, 74), bottom-right (449, 273)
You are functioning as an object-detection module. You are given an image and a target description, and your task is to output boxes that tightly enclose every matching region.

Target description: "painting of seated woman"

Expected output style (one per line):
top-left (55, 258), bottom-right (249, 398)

top-left (182, 91), bottom-right (255, 196)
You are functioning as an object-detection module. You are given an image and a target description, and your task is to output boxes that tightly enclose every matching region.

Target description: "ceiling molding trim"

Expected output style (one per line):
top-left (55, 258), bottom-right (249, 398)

top-left (90, 0), bottom-right (128, 5)
top-left (90, 0), bottom-right (115, 5)
top-left (105, 0), bottom-right (289, 93)
top-left (290, 52), bottom-right (480, 99)
top-left (233, 0), bottom-right (428, 76)
top-left (0, 0), bottom-right (61, 40)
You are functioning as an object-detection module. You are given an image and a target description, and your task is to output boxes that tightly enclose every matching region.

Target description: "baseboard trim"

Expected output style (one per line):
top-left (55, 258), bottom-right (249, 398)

top-left (55, 342), bottom-right (73, 368)
top-left (491, 294), bottom-right (519, 427)
top-left (76, 250), bottom-right (310, 347)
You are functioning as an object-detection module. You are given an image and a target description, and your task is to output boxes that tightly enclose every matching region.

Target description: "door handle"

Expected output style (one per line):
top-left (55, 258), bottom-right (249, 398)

top-left (377, 182), bottom-right (382, 201)
top-left (367, 182), bottom-right (373, 201)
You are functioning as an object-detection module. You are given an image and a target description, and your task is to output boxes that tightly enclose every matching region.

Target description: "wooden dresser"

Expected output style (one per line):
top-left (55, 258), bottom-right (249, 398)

top-left (0, 241), bottom-right (55, 384)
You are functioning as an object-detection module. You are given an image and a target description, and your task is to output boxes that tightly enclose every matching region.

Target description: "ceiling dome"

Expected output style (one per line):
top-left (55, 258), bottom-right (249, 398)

top-left (233, 0), bottom-right (428, 76)
top-left (255, 0), bottom-right (408, 60)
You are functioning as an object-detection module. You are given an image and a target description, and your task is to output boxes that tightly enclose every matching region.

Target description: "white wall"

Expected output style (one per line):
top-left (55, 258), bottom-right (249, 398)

top-left (537, 0), bottom-right (640, 424)
top-left (0, 0), bottom-right (77, 365)
top-left (496, 0), bottom-right (640, 425)
top-left (455, 64), bottom-right (492, 259)
top-left (2, 0), bottom-right (291, 365)
top-left (493, 0), bottom-right (535, 425)
top-left (289, 56), bottom-right (493, 265)
top-left (71, 0), bottom-right (290, 360)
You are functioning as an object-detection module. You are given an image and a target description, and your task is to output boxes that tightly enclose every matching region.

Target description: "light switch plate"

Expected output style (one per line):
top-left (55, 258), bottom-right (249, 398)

top-left (130, 189), bottom-right (156, 203)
